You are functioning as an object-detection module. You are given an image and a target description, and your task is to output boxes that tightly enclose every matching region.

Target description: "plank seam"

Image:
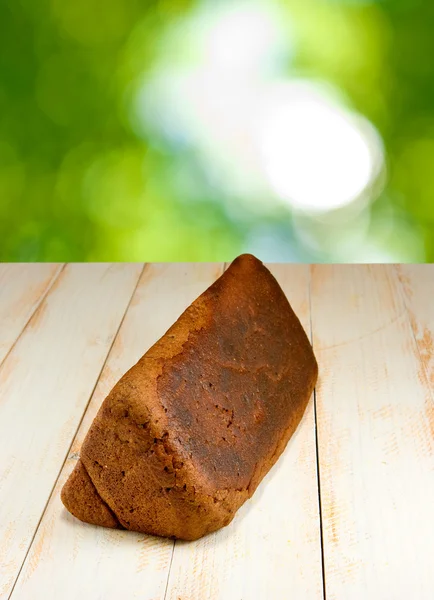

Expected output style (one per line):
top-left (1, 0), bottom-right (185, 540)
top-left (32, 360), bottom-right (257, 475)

top-left (8, 263), bottom-right (146, 600)
top-left (309, 265), bottom-right (327, 600)
top-left (163, 542), bottom-right (176, 600)
top-left (0, 263), bottom-right (66, 372)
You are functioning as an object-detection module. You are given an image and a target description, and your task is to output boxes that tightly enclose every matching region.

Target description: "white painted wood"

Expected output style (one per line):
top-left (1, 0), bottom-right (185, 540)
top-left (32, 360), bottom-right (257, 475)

top-left (311, 265), bottom-right (434, 600)
top-left (11, 263), bottom-right (224, 600)
top-left (0, 264), bottom-right (62, 365)
top-left (165, 265), bottom-right (323, 600)
top-left (11, 263), bottom-right (434, 600)
top-left (0, 263), bottom-right (142, 600)
top-left (396, 265), bottom-right (434, 384)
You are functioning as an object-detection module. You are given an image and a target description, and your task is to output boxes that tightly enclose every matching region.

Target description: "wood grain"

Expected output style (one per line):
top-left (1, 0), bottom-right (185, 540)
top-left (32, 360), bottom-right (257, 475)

top-left (165, 264), bottom-right (323, 600)
top-left (311, 265), bottom-right (434, 600)
top-left (4, 263), bottom-right (434, 600)
top-left (0, 263), bottom-right (142, 600)
top-left (11, 263), bottom-right (224, 600)
top-left (396, 265), bottom-right (434, 387)
top-left (0, 263), bottom-right (62, 366)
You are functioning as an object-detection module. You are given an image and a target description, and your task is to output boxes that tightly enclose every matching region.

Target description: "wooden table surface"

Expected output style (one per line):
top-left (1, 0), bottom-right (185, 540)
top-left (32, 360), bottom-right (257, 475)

top-left (0, 263), bottom-right (433, 600)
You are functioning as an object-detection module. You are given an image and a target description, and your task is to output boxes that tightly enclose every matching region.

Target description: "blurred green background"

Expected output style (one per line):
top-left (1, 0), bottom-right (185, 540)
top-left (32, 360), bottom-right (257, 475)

top-left (1, 0), bottom-right (433, 262)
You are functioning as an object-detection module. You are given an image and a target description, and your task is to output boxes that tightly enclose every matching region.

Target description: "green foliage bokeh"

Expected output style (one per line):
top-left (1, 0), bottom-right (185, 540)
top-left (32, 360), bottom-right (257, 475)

top-left (1, 0), bottom-right (433, 262)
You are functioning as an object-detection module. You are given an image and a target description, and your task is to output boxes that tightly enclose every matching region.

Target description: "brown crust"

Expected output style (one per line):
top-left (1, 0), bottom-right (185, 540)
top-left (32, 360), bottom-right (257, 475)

top-left (61, 254), bottom-right (318, 540)
top-left (61, 459), bottom-right (121, 529)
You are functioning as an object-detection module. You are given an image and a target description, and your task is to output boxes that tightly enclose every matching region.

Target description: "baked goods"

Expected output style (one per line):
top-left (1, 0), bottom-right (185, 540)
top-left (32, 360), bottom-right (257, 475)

top-left (61, 254), bottom-right (318, 540)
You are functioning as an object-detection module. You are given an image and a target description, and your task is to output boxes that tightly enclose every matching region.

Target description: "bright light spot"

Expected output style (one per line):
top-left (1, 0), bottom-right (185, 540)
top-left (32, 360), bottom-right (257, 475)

top-left (257, 82), bottom-right (382, 212)
top-left (134, 68), bottom-right (269, 202)
top-left (200, 1), bottom-right (288, 74)
top-left (131, 4), bottom-right (384, 218)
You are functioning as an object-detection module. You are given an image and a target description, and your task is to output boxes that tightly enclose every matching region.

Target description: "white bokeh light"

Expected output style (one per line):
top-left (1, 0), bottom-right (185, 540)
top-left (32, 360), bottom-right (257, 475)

top-left (132, 2), bottom-right (384, 217)
top-left (257, 82), bottom-right (382, 212)
top-left (200, 1), bottom-right (289, 74)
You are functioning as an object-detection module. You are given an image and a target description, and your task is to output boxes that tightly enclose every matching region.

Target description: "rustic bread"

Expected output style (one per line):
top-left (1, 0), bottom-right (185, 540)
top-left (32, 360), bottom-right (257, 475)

top-left (61, 254), bottom-right (318, 540)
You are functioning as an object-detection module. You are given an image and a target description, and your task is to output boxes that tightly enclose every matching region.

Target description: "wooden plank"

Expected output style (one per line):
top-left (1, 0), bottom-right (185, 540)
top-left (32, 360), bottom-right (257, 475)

top-left (311, 265), bottom-right (434, 600)
top-left (0, 264), bottom-right (62, 366)
top-left (396, 264), bottom-right (434, 385)
top-left (0, 263), bottom-right (142, 600)
top-left (165, 265), bottom-right (323, 600)
top-left (11, 263), bottom-right (224, 600)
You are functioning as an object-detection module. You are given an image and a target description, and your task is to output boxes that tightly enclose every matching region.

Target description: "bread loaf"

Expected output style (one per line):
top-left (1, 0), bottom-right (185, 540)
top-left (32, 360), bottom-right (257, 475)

top-left (61, 254), bottom-right (318, 540)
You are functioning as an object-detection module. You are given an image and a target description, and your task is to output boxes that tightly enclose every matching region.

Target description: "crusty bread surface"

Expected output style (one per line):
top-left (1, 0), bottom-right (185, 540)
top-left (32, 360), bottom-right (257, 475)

top-left (61, 254), bottom-right (318, 540)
